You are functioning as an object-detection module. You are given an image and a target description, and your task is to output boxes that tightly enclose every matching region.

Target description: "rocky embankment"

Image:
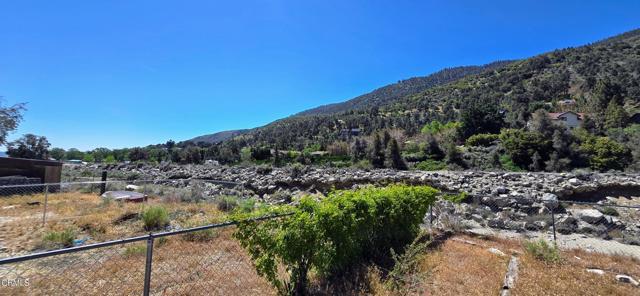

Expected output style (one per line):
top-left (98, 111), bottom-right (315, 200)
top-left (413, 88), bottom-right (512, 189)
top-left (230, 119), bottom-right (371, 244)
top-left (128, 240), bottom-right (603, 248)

top-left (67, 164), bottom-right (640, 245)
top-left (69, 163), bottom-right (640, 200)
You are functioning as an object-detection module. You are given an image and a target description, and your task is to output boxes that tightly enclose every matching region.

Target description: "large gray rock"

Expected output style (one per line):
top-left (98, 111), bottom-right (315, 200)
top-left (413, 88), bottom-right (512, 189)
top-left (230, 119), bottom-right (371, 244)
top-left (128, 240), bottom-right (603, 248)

top-left (541, 193), bottom-right (559, 209)
top-left (571, 209), bottom-right (605, 224)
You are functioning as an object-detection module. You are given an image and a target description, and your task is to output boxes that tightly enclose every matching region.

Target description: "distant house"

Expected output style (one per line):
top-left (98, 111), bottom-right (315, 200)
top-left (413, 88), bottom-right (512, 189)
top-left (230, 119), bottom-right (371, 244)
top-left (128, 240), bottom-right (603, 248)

top-left (548, 111), bottom-right (585, 129)
top-left (630, 113), bottom-right (640, 124)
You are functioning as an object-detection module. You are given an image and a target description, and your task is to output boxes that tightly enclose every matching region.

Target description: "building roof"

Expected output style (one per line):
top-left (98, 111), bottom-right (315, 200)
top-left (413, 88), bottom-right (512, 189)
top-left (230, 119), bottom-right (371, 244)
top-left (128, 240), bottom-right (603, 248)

top-left (547, 111), bottom-right (585, 120)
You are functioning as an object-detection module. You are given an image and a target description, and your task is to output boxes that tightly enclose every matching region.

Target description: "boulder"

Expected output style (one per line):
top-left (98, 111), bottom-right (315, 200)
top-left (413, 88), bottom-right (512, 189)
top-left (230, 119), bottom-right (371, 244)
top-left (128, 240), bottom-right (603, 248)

top-left (541, 193), bottom-right (559, 210)
top-left (571, 209), bottom-right (605, 224)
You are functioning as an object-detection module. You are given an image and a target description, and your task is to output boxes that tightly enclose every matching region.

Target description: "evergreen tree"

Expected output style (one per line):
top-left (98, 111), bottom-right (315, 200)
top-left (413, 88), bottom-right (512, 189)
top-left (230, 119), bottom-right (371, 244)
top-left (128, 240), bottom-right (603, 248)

top-left (273, 146), bottom-right (281, 167)
top-left (385, 139), bottom-right (407, 170)
top-left (370, 134), bottom-right (385, 168)
top-left (604, 100), bottom-right (629, 129)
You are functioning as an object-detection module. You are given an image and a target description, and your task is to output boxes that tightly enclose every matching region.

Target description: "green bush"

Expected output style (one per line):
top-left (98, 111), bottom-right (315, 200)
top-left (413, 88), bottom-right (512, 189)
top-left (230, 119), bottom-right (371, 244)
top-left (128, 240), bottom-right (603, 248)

top-left (216, 196), bottom-right (239, 212)
top-left (579, 135), bottom-right (631, 171)
top-left (141, 206), bottom-right (170, 231)
top-left (466, 133), bottom-right (499, 147)
top-left (42, 228), bottom-right (76, 249)
top-left (601, 207), bottom-right (619, 216)
top-left (414, 159), bottom-right (447, 171)
top-left (524, 239), bottom-right (561, 263)
top-left (234, 184), bottom-right (439, 295)
top-left (499, 154), bottom-right (523, 172)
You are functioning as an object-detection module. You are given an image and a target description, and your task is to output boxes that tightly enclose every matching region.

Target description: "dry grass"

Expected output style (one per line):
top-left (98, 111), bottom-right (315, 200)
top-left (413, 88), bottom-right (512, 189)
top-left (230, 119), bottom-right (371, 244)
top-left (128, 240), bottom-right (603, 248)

top-left (2, 229), bottom-right (275, 295)
top-left (514, 247), bottom-right (640, 296)
top-left (412, 235), bottom-right (510, 296)
top-left (0, 192), bottom-right (227, 254)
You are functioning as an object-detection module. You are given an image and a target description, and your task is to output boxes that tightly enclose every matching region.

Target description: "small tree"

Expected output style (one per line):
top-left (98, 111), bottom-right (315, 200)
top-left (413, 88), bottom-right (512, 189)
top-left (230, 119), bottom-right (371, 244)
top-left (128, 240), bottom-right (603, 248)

top-left (385, 139), bottom-right (407, 170)
top-left (128, 147), bottom-right (149, 162)
top-left (604, 100), bottom-right (629, 129)
top-left (0, 100), bottom-right (26, 146)
top-left (7, 134), bottom-right (50, 160)
top-left (370, 134), bottom-right (385, 168)
top-left (49, 148), bottom-right (66, 161)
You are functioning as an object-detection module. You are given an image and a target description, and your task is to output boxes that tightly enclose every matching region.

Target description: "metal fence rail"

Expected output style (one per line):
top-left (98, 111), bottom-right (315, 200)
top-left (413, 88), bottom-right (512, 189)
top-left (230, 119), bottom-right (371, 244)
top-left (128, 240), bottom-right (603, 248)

top-left (0, 213), bottom-right (290, 295)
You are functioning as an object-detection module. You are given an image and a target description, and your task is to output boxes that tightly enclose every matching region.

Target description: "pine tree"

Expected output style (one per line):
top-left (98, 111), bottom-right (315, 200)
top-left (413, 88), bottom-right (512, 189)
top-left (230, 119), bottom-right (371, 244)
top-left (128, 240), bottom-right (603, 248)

top-left (370, 134), bottom-right (385, 168)
top-left (385, 139), bottom-right (407, 170)
top-left (273, 146), bottom-right (281, 167)
top-left (604, 100), bottom-right (629, 129)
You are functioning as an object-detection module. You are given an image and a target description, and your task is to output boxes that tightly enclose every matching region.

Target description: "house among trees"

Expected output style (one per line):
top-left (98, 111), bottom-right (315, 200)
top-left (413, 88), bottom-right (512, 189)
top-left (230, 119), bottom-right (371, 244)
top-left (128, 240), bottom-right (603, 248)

top-left (547, 111), bottom-right (584, 129)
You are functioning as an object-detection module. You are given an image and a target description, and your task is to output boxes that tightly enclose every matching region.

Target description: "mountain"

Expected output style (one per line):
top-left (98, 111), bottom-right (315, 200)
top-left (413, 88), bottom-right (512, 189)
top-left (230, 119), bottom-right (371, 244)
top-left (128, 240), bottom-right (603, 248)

top-left (199, 28), bottom-right (640, 151)
top-left (295, 61), bottom-right (512, 117)
top-left (189, 129), bottom-right (249, 144)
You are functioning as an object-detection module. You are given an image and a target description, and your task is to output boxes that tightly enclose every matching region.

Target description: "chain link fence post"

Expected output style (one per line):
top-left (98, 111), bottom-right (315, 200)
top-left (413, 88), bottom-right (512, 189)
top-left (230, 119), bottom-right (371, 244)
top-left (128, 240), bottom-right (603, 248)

top-left (143, 234), bottom-right (154, 296)
top-left (550, 204), bottom-right (557, 244)
top-left (42, 184), bottom-right (49, 227)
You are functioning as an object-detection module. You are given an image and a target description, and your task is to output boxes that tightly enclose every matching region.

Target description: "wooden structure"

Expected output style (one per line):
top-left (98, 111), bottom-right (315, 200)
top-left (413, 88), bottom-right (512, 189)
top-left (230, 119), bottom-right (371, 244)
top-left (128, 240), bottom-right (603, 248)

top-left (0, 157), bottom-right (62, 185)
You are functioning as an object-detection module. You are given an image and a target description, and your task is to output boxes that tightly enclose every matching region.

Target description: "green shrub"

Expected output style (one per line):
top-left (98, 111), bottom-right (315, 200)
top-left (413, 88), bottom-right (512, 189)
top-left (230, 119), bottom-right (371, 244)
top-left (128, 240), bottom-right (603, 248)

top-left (141, 206), bottom-right (170, 231)
top-left (414, 159), bottom-right (446, 171)
top-left (237, 199), bottom-right (257, 213)
top-left (42, 228), bottom-right (76, 249)
top-left (234, 184), bottom-right (439, 295)
top-left (579, 135), bottom-right (631, 171)
top-left (524, 239), bottom-right (561, 263)
top-left (466, 133), bottom-right (499, 147)
top-left (499, 154), bottom-right (523, 172)
top-left (601, 207), bottom-right (619, 216)
top-left (216, 196), bottom-right (239, 212)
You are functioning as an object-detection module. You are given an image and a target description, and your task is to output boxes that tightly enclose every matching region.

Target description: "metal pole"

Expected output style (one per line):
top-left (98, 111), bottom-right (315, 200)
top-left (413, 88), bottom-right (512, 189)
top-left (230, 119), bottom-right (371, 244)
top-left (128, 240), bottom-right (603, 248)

top-left (100, 171), bottom-right (107, 195)
top-left (550, 206), bottom-right (557, 244)
top-left (42, 185), bottom-right (49, 227)
top-left (143, 235), bottom-right (154, 296)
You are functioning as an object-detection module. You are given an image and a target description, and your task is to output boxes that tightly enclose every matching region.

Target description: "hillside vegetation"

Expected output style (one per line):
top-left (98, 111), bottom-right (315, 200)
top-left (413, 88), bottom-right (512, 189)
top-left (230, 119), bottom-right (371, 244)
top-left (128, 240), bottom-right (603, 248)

top-left (52, 29), bottom-right (640, 172)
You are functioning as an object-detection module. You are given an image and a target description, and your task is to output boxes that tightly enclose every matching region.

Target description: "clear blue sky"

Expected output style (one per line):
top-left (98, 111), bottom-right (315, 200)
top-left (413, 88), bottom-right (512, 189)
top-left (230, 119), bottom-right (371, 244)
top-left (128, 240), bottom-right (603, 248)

top-left (0, 0), bottom-right (638, 150)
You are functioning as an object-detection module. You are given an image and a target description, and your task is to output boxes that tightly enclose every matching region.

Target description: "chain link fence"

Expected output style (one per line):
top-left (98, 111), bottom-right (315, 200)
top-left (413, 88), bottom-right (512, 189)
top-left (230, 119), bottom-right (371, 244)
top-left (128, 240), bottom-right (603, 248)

top-left (427, 195), bottom-right (640, 258)
top-left (0, 215), bottom-right (287, 295)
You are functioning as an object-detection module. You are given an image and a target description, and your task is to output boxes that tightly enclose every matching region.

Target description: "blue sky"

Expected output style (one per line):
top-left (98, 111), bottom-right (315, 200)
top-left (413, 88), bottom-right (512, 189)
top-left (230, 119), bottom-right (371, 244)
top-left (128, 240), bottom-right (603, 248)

top-left (0, 0), bottom-right (638, 150)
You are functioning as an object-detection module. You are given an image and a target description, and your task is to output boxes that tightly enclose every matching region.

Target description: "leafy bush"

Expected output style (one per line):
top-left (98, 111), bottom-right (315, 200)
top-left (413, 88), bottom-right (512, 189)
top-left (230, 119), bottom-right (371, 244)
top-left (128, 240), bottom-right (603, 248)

top-left (499, 129), bottom-right (552, 169)
top-left (414, 159), bottom-right (446, 171)
top-left (579, 135), bottom-right (631, 171)
top-left (141, 206), bottom-right (170, 231)
top-left (499, 154), bottom-right (523, 172)
top-left (42, 228), bottom-right (77, 249)
top-left (524, 239), bottom-right (561, 263)
top-left (234, 184), bottom-right (439, 295)
top-left (216, 196), bottom-right (239, 212)
top-left (601, 207), bottom-right (619, 216)
top-left (466, 133), bottom-right (499, 147)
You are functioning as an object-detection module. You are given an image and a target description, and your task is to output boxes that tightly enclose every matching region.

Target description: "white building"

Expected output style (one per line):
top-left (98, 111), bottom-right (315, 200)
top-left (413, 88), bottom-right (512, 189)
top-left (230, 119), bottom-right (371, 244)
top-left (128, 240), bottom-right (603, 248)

top-left (548, 111), bottom-right (584, 129)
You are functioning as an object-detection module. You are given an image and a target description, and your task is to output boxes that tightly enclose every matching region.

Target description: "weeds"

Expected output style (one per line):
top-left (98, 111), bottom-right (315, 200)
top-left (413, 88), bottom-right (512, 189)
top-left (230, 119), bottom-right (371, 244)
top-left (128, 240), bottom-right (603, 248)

top-left (123, 244), bottom-right (146, 257)
top-left (141, 206), bottom-right (170, 231)
top-left (524, 239), bottom-right (562, 264)
top-left (42, 228), bottom-right (77, 249)
top-left (216, 196), bottom-right (239, 212)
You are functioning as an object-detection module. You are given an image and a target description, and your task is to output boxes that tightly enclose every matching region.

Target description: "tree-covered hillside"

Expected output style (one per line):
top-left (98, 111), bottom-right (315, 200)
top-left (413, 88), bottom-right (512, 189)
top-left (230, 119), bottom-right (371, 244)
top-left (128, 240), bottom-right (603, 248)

top-left (59, 29), bottom-right (640, 172)
top-left (295, 61), bottom-right (512, 116)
